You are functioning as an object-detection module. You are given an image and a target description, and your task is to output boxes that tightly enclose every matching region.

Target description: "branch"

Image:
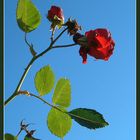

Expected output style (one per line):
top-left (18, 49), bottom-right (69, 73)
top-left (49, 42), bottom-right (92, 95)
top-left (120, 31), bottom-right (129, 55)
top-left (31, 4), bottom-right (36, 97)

top-left (16, 90), bottom-right (65, 113)
top-left (4, 57), bottom-right (35, 105)
top-left (29, 93), bottom-right (64, 113)
top-left (52, 27), bottom-right (68, 44)
top-left (52, 43), bottom-right (78, 49)
top-left (35, 27), bottom-right (68, 59)
top-left (19, 91), bottom-right (103, 125)
top-left (4, 28), bottom-right (68, 106)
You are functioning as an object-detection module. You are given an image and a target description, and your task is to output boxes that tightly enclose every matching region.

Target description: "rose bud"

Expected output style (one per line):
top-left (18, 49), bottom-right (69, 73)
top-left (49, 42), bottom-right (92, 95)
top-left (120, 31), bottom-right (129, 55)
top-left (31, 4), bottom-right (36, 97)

top-left (79, 28), bottom-right (115, 64)
top-left (47, 6), bottom-right (64, 30)
top-left (65, 18), bottom-right (81, 35)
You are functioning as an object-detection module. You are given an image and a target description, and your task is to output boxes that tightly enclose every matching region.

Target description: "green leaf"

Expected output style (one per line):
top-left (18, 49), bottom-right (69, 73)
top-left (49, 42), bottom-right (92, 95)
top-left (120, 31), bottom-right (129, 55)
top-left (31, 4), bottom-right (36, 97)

top-left (16, 0), bottom-right (41, 32)
top-left (54, 15), bottom-right (64, 29)
top-left (34, 65), bottom-right (55, 96)
top-left (52, 78), bottom-right (71, 108)
top-left (50, 15), bottom-right (64, 30)
top-left (69, 108), bottom-right (109, 130)
top-left (5, 133), bottom-right (17, 140)
top-left (47, 107), bottom-right (72, 138)
top-left (24, 136), bottom-right (31, 140)
top-left (57, 19), bottom-right (64, 29)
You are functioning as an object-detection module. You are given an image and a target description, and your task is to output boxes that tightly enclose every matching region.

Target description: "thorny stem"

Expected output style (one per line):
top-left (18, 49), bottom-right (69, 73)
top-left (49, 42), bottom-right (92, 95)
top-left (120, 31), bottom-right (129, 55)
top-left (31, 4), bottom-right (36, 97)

top-left (34, 27), bottom-right (69, 59)
top-left (16, 119), bottom-right (35, 138)
top-left (4, 28), bottom-right (73, 106)
top-left (4, 57), bottom-right (35, 105)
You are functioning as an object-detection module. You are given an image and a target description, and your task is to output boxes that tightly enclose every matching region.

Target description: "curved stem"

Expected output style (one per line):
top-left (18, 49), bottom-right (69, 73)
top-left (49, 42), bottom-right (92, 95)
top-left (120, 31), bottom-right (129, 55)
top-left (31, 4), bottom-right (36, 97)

top-left (52, 27), bottom-right (68, 44)
top-left (4, 93), bottom-right (18, 106)
top-left (25, 33), bottom-right (31, 48)
top-left (26, 92), bottom-right (105, 125)
top-left (29, 93), bottom-right (63, 113)
top-left (4, 28), bottom-right (68, 106)
top-left (4, 57), bottom-right (35, 106)
top-left (52, 43), bottom-right (77, 49)
top-left (16, 129), bottom-right (22, 137)
top-left (51, 28), bottom-right (55, 42)
top-left (35, 28), bottom-right (68, 59)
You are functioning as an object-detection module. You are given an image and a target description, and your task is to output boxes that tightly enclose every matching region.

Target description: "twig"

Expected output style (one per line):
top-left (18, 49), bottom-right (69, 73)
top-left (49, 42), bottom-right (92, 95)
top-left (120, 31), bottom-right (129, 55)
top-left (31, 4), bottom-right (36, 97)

top-left (4, 57), bottom-right (35, 105)
top-left (25, 33), bottom-right (37, 57)
top-left (19, 91), bottom-right (105, 125)
top-left (52, 27), bottom-right (68, 44)
top-left (34, 28), bottom-right (68, 59)
top-left (51, 29), bottom-right (55, 42)
top-left (29, 93), bottom-right (63, 113)
top-left (17, 90), bottom-right (65, 113)
top-left (52, 43), bottom-right (77, 49)
top-left (24, 33), bottom-right (31, 48)
top-left (4, 28), bottom-right (68, 106)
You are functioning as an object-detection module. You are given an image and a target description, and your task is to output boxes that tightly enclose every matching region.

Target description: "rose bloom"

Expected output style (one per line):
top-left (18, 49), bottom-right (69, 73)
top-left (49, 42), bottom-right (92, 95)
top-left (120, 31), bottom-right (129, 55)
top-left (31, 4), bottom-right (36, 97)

top-left (47, 6), bottom-right (64, 22)
top-left (79, 29), bottom-right (115, 64)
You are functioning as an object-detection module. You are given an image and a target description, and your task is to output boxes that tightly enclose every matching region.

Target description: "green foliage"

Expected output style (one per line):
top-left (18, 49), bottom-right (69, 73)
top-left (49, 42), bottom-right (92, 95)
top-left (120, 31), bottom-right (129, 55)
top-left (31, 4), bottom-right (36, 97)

top-left (47, 107), bottom-right (72, 138)
top-left (5, 133), bottom-right (17, 140)
top-left (34, 65), bottom-right (55, 96)
top-left (16, 0), bottom-right (41, 32)
top-left (69, 108), bottom-right (109, 129)
top-left (54, 15), bottom-right (64, 29)
top-left (24, 136), bottom-right (31, 140)
top-left (52, 78), bottom-right (71, 108)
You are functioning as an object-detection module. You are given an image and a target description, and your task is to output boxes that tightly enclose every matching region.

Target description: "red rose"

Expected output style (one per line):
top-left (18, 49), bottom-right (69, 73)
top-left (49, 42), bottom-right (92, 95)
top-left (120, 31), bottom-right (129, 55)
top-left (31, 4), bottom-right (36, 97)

top-left (79, 29), bottom-right (115, 64)
top-left (47, 6), bottom-right (64, 22)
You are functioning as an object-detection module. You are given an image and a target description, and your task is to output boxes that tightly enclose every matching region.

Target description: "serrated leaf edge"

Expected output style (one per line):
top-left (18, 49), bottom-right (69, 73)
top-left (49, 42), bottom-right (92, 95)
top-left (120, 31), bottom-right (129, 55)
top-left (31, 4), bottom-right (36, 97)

top-left (52, 78), bottom-right (71, 107)
top-left (47, 107), bottom-right (72, 138)
top-left (68, 108), bottom-right (109, 128)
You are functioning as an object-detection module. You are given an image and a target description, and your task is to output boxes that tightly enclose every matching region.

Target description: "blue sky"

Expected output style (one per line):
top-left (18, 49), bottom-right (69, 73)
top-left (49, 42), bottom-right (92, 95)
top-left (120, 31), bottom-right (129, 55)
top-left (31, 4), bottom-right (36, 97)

top-left (5, 0), bottom-right (136, 140)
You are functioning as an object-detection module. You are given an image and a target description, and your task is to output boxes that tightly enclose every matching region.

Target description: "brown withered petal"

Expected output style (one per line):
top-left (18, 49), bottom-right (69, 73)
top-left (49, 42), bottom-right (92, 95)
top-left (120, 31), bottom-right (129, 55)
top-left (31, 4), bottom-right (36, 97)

top-left (65, 18), bottom-right (81, 35)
